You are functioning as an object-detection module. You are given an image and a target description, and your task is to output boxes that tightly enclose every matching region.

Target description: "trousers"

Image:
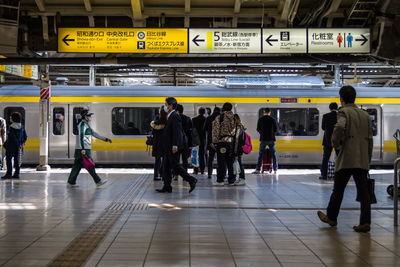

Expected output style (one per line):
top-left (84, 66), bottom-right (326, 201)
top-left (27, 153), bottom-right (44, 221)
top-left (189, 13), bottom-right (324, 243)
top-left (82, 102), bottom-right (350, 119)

top-left (163, 151), bottom-right (194, 189)
top-left (68, 149), bottom-right (101, 184)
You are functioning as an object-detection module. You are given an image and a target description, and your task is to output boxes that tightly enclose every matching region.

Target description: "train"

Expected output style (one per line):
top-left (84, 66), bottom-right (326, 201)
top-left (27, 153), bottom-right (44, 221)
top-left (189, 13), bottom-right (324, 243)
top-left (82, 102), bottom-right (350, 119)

top-left (1, 78), bottom-right (399, 166)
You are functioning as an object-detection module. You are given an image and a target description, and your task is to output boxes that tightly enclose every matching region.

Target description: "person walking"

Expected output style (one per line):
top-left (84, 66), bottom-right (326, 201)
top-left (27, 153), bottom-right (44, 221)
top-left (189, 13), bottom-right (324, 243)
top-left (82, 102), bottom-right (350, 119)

top-left (204, 107), bottom-right (220, 179)
top-left (212, 102), bottom-right (236, 186)
top-left (253, 108), bottom-right (278, 174)
top-left (176, 104), bottom-right (192, 174)
top-left (1, 112), bottom-right (27, 179)
top-left (233, 114), bottom-right (246, 186)
top-left (0, 116), bottom-right (6, 170)
top-left (67, 109), bottom-right (112, 187)
top-left (150, 106), bottom-right (167, 181)
top-left (320, 102), bottom-right (339, 180)
top-left (317, 85), bottom-right (373, 233)
top-left (156, 97), bottom-right (197, 193)
top-left (192, 107), bottom-right (207, 174)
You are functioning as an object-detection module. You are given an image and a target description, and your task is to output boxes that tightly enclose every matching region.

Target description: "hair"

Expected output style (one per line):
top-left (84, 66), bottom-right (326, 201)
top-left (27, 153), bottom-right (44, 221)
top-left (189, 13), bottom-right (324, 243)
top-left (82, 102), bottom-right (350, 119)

top-left (176, 104), bottom-right (184, 114)
top-left (222, 102), bottom-right (232, 112)
top-left (198, 107), bottom-right (206, 115)
top-left (11, 112), bottom-right (21, 123)
top-left (234, 114), bottom-right (243, 126)
top-left (165, 97), bottom-right (178, 109)
top-left (329, 102), bottom-right (338, 110)
top-left (339, 86), bottom-right (356, 104)
top-left (213, 107), bottom-right (221, 113)
top-left (206, 107), bottom-right (211, 115)
top-left (264, 108), bottom-right (270, 114)
top-left (159, 107), bottom-right (168, 122)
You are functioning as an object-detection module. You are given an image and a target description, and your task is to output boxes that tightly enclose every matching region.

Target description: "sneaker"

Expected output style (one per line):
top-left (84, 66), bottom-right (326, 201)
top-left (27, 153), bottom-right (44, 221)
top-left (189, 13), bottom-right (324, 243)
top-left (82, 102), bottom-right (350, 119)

top-left (67, 183), bottom-right (79, 188)
top-left (96, 179), bottom-right (108, 187)
top-left (234, 178), bottom-right (246, 186)
top-left (213, 182), bottom-right (224, 186)
top-left (252, 170), bottom-right (260, 174)
top-left (173, 175), bottom-right (178, 181)
top-left (224, 180), bottom-right (229, 185)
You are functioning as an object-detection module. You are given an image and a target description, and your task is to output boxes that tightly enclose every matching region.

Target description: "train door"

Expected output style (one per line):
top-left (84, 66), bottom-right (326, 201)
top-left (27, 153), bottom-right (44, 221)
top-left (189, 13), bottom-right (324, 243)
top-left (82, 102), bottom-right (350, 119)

top-left (362, 105), bottom-right (382, 161)
top-left (49, 105), bottom-right (69, 160)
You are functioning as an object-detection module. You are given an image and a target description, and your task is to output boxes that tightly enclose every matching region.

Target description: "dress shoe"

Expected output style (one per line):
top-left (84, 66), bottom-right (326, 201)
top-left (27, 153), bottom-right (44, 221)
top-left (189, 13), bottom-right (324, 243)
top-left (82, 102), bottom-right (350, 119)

top-left (1, 174), bottom-right (12, 180)
top-left (319, 176), bottom-right (327, 180)
top-left (317, 211), bottom-right (337, 227)
top-left (353, 224), bottom-right (370, 233)
top-left (12, 175), bottom-right (19, 179)
top-left (189, 177), bottom-right (197, 193)
top-left (153, 176), bottom-right (162, 181)
top-left (156, 187), bottom-right (172, 193)
top-left (207, 175), bottom-right (212, 179)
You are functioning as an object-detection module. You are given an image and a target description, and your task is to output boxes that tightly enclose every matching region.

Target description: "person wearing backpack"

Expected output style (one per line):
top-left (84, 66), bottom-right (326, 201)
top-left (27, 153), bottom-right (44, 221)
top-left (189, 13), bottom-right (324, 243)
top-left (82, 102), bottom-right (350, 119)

top-left (1, 112), bottom-right (27, 179)
top-left (233, 114), bottom-right (246, 186)
top-left (212, 103), bottom-right (236, 186)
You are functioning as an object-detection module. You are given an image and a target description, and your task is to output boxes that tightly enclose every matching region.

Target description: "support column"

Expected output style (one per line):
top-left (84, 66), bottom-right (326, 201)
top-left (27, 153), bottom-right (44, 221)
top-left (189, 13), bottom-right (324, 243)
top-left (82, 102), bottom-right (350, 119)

top-left (36, 65), bottom-right (51, 171)
top-left (89, 65), bottom-right (96, 86)
top-left (333, 64), bottom-right (342, 87)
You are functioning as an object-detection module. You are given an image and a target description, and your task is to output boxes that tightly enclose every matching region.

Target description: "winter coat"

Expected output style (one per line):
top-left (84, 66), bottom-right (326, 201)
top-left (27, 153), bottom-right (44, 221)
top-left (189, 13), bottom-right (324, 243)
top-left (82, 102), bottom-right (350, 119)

top-left (256, 115), bottom-right (277, 141)
top-left (150, 119), bottom-right (166, 157)
top-left (212, 111), bottom-right (236, 144)
top-left (4, 123), bottom-right (27, 156)
top-left (233, 125), bottom-right (246, 156)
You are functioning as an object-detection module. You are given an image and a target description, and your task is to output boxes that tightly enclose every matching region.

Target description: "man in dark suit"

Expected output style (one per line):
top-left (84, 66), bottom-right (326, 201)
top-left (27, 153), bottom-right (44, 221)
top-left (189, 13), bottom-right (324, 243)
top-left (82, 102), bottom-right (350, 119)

top-left (192, 107), bottom-right (207, 174)
top-left (320, 102), bottom-right (339, 180)
top-left (156, 97), bottom-right (197, 193)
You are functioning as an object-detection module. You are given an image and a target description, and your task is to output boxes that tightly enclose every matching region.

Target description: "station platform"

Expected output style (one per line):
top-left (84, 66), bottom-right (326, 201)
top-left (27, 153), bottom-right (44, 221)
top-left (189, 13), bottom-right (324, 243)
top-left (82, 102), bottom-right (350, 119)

top-left (0, 168), bottom-right (399, 267)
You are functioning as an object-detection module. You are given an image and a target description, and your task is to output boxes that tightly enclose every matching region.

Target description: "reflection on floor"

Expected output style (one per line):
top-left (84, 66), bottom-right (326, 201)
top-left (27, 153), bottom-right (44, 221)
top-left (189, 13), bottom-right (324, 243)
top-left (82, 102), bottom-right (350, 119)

top-left (0, 168), bottom-right (398, 267)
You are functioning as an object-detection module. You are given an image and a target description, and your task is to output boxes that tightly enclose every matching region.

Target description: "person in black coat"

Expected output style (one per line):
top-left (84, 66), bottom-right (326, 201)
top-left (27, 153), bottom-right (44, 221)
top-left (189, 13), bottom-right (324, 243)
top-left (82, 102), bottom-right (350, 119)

top-left (150, 106), bottom-right (167, 181)
top-left (319, 102), bottom-right (339, 180)
top-left (175, 104), bottom-right (192, 173)
top-left (192, 107), bottom-right (207, 174)
top-left (2, 112), bottom-right (27, 179)
top-left (204, 107), bottom-right (220, 178)
top-left (156, 97), bottom-right (197, 193)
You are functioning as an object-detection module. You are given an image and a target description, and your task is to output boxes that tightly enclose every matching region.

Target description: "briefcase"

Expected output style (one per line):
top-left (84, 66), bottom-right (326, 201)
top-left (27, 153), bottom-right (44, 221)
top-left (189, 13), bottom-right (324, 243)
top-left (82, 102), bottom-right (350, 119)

top-left (356, 173), bottom-right (377, 204)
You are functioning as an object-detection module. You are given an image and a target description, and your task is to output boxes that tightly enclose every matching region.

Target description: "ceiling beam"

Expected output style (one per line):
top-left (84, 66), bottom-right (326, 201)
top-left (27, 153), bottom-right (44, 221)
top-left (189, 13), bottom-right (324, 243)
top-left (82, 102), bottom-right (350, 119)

top-left (185, 0), bottom-right (191, 13)
top-left (83, 0), bottom-right (92, 12)
top-left (35, 0), bottom-right (45, 12)
top-left (131, 0), bottom-right (143, 20)
top-left (279, 0), bottom-right (292, 26)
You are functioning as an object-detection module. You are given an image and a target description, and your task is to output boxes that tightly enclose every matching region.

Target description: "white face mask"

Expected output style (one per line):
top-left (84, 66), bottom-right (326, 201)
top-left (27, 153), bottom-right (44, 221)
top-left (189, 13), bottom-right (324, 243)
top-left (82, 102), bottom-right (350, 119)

top-left (163, 104), bottom-right (169, 113)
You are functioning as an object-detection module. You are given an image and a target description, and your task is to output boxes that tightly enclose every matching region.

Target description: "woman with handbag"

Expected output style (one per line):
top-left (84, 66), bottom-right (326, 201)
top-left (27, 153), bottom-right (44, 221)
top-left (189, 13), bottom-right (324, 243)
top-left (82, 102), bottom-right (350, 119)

top-left (67, 109), bottom-right (112, 187)
top-left (233, 114), bottom-right (246, 186)
top-left (1, 112), bottom-right (27, 179)
top-left (150, 106), bottom-right (167, 181)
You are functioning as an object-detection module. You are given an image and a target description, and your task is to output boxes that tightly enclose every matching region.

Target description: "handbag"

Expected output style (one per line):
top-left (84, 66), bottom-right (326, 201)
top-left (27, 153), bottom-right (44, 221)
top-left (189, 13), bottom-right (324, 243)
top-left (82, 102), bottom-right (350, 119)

top-left (233, 160), bottom-right (241, 175)
top-left (356, 173), bottom-right (377, 204)
top-left (82, 155), bottom-right (95, 170)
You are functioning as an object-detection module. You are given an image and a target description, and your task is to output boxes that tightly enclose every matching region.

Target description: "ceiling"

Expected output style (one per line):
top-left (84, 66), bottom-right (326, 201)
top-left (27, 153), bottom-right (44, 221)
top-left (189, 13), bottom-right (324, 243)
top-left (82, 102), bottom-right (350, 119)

top-left (0, 0), bottom-right (399, 86)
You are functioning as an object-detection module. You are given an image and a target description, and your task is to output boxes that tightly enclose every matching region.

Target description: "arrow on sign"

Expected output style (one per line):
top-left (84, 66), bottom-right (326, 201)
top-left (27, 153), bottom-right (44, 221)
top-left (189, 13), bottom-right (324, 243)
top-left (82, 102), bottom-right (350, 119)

top-left (355, 34), bottom-right (368, 46)
top-left (192, 35), bottom-right (205, 46)
top-left (62, 35), bottom-right (75, 46)
top-left (266, 35), bottom-right (278, 46)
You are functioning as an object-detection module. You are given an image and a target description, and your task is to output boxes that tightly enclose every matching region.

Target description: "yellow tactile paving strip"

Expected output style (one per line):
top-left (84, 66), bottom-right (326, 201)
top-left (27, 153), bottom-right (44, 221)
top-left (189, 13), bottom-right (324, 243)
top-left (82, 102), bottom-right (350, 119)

top-left (47, 174), bottom-right (149, 267)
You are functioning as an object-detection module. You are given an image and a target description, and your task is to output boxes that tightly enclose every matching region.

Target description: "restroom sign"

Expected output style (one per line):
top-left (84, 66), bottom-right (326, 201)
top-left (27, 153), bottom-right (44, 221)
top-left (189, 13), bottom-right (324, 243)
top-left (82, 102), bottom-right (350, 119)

top-left (308, 28), bottom-right (370, 53)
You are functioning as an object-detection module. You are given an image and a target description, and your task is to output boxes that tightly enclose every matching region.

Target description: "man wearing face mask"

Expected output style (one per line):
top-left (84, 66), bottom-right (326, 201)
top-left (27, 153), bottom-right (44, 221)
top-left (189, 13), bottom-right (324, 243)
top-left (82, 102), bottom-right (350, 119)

top-left (156, 97), bottom-right (197, 193)
top-left (67, 109), bottom-right (112, 187)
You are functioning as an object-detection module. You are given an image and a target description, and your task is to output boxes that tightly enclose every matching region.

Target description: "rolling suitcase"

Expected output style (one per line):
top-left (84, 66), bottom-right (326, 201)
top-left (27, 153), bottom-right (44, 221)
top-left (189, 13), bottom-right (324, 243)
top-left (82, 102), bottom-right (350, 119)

top-left (261, 148), bottom-right (273, 173)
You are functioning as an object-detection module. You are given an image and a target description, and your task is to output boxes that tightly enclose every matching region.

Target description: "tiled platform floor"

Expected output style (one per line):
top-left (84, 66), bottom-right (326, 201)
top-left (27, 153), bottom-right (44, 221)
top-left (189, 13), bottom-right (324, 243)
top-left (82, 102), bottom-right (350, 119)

top-left (0, 168), bottom-right (399, 266)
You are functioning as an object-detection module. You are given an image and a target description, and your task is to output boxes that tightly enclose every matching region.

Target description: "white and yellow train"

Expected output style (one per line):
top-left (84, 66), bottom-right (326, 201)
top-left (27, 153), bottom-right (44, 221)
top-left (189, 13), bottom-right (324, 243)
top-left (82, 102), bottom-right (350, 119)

top-left (1, 83), bottom-right (398, 166)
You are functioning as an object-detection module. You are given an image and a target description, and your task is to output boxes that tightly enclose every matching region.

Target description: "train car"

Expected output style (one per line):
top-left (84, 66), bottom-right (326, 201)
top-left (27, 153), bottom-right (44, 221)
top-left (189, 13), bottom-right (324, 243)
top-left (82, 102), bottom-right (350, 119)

top-left (0, 82), bottom-right (399, 166)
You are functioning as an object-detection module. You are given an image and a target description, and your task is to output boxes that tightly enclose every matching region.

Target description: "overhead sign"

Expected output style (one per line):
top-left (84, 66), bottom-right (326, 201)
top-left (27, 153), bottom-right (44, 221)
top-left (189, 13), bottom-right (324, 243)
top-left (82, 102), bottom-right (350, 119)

top-left (58, 28), bottom-right (188, 53)
top-left (308, 28), bottom-right (370, 53)
top-left (263, 29), bottom-right (307, 53)
top-left (189, 29), bottom-right (261, 53)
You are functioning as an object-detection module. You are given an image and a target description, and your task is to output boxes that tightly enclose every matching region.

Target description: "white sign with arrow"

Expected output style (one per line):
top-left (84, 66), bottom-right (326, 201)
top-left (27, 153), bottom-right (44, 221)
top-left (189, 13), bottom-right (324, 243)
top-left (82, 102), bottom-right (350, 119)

top-left (263, 29), bottom-right (307, 53)
top-left (308, 28), bottom-right (370, 53)
top-left (189, 29), bottom-right (261, 53)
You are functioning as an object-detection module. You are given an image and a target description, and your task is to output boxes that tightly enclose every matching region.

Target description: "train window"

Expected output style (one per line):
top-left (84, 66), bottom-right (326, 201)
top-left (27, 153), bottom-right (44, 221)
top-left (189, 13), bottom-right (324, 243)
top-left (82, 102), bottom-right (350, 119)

top-left (258, 108), bottom-right (319, 136)
top-left (112, 107), bottom-right (158, 135)
top-left (4, 107), bottom-right (25, 127)
top-left (366, 109), bottom-right (378, 136)
top-left (53, 108), bottom-right (65, 135)
top-left (72, 107), bottom-right (84, 135)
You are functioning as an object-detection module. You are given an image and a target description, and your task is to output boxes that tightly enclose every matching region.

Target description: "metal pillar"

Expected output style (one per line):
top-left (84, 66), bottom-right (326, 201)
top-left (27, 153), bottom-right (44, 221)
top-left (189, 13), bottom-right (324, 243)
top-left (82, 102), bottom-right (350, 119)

top-left (36, 65), bottom-right (51, 171)
top-left (89, 65), bottom-right (96, 86)
top-left (333, 65), bottom-right (342, 86)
